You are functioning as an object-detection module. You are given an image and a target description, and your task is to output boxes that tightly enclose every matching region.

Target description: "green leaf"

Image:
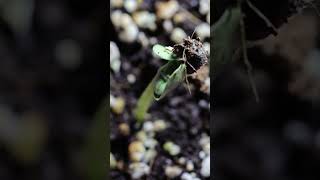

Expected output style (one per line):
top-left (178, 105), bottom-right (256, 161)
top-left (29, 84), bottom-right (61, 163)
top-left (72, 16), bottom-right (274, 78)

top-left (211, 6), bottom-right (242, 78)
top-left (154, 61), bottom-right (186, 100)
top-left (134, 60), bottom-right (185, 121)
top-left (152, 44), bottom-right (179, 61)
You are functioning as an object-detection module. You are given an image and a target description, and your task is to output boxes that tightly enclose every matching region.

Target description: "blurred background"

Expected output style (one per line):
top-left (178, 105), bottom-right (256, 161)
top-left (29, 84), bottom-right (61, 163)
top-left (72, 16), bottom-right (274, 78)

top-left (213, 1), bottom-right (320, 180)
top-left (0, 0), bottom-right (106, 179)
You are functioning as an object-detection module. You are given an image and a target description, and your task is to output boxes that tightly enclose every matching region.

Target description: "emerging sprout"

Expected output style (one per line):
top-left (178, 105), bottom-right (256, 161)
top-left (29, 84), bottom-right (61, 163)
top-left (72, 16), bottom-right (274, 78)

top-left (134, 34), bottom-right (208, 122)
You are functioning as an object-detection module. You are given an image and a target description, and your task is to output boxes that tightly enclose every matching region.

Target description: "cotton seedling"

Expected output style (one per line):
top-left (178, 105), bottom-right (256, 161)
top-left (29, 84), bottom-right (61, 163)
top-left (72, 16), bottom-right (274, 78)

top-left (152, 35), bottom-right (208, 100)
top-left (134, 33), bottom-right (208, 121)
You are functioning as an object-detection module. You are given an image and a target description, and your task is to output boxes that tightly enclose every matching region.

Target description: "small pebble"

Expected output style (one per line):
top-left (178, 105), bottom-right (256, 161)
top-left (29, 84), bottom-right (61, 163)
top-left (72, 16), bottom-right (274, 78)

top-left (118, 123), bottom-right (130, 136)
top-left (196, 23), bottom-right (210, 40)
top-left (111, 97), bottom-right (125, 114)
top-left (178, 157), bottom-right (186, 165)
top-left (198, 100), bottom-right (208, 109)
top-left (181, 172), bottom-right (194, 180)
top-left (117, 160), bottom-right (125, 170)
top-left (129, 141), bottom-right (146, 162)
top-left (204, 78), bottom-right (210, 95)
top-left (110, 153), bottom-right (117, 169)
top-left (110, 41), bottom-right (121, 73)
top-left (119, 23), bottom-right (139, 43)
top-left (144, 138), bottom-right (158, 149)
top-left (199, 151), bottom-right (206, 159)
top-left (124, 0), bottom-right (138, 13)
top-left (200, 156), bottom-right (210, 177)
top-left (111, 10), bottom-right (123, 28)
top-left (149, 37), bottom-right (158, 45)
top-left (143, 121), bottom-right (154, 132)
top-left (133, 11), bottom-right (156, 30)
top-left (171, 28), bottom-right (187, 43)
top-left (163, 141), bottom-right (181, 156)
top-left (199, 133), bottom-right (210, 147)
top-left (204, 143), bottom-right (210, 154)
top-left (110, 95), bottom-right (115, 106)
top-left (111, 0), bottom-right (123, 8)
top-left (136, 131), bottom-right (147, 141)
top-left (111, 11), bottom-right (139, 42)
top-left (127, 73), bottom-right (136, 84)
top-left (186, 160), bottom-right (194, 171)
top-left (165, 165), bottom-right (183, 178)
top-left (199, 133), bottom-right (210, 154)
top-left (203, 42), bottom-right (210, 55)
top-left (143, 149), bottom-right (157, 163)
top-left (163, 20), bottom-right (173, 33)
top-left (120, 13), bottom-right (134, 27)
top-left (156, 0), bottom-right (179, 19)
top-left (129, 162), bottom-right (150, 179)
top-left (153, 119), bottom-right (167, 132)
top-left (173, 12), bottom-right (187, 24)
top-left (199, 0), bottom-right (210, 15)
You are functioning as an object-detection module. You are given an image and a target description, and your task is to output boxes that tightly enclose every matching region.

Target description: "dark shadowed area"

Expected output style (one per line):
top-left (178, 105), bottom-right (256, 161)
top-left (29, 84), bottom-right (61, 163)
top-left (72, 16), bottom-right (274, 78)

top-left (0, 0), bottom-right (106, 179)
top-left (213, 1), bottom-right (320, 180)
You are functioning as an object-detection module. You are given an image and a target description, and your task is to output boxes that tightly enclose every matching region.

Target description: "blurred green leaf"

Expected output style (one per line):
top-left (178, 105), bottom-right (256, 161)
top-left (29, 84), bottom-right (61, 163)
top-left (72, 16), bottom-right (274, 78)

top-left (211, 6), bottom-right (242, 78)
top-left (82, 99), bottom-right (107, 180)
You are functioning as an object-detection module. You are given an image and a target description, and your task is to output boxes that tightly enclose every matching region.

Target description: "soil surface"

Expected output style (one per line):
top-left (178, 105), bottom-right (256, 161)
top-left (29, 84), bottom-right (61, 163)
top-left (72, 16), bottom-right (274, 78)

top-left (110, 0), bottom-right (210, 179)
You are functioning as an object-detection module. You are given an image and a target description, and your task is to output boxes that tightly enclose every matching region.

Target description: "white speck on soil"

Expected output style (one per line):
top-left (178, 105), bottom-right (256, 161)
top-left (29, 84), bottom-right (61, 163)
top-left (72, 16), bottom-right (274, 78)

top-left (110, 41), bottom-right (121, 73)
top-left (129, 141), bottom-right (146, 162)
top-left (144, 138), bottom-right (158, 149)
top-left (181, 172), bottom-right (200, 180)
top-left (124, 0), bottom-right (138, 13)
top-left (163, 20), bottom-right (173, 33)
top-left (111, 0), bottom-right (124, 8)
top-left (163, 141), bottom-right (181, 156)
top-left (129, 162), bottom-right (150, 179)
top-left (186, 160), bottom-right (194, 171)
top-left (133, 11), bottom-right (157, 31)
top-left (199, 0), bottom-right (210, 15)
top-left (199, 151), bottom-right (206, 159)
top-left (127, 73), bottom-right (136, 84)
top-left (156, 0), bottom-right (179, 19)
top-left (153, 119), bottom-right (167, 132)
top-left (143, 121), bottom-right (154, 132)
top-left (171, 28), bottom-right (187, 44)
top-left (196, 23), bottom-right (210, 40)
top-left (200, 156), bottom-right (210, 178)
top-left (165, 165), bottom-right (183, 178)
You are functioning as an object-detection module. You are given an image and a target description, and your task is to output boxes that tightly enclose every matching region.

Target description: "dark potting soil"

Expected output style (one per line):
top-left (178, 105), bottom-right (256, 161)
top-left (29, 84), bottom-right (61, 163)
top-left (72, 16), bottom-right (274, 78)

top-left (110, 0), bottom-right (210, 179)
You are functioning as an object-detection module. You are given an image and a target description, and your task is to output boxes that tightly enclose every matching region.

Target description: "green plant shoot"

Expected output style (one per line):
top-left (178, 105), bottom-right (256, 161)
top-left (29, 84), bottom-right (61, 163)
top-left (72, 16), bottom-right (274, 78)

top-left (154, 61), bottom-right (186, 100)
top-left (134, 44), bottom-right (186, 122)
top-left (152, 44), bottom-right (179, 61)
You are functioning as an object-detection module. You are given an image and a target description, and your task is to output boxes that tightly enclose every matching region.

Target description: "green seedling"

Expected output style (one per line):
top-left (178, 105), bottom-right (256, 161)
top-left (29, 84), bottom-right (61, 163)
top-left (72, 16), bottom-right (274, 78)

top-left (133, 45), bottom-right (186, 122)
top-left (134, 35), bottom-right (208, 122)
